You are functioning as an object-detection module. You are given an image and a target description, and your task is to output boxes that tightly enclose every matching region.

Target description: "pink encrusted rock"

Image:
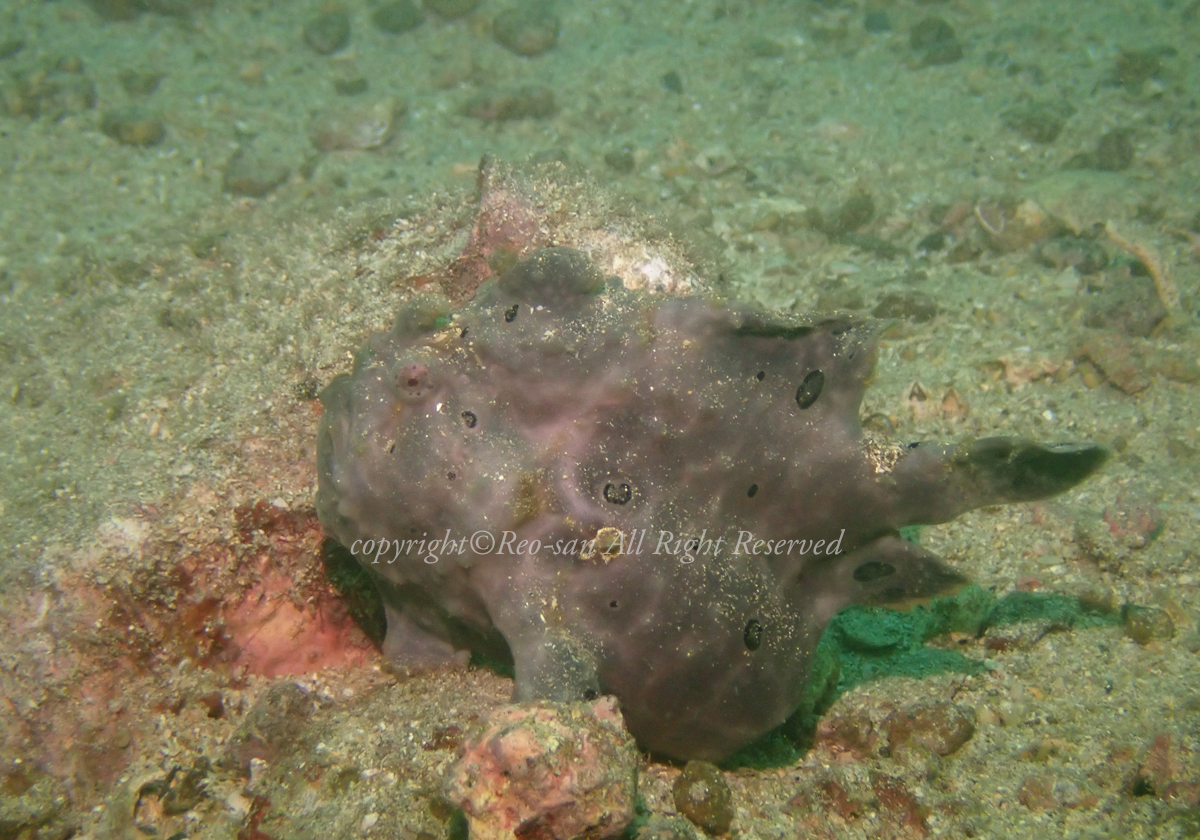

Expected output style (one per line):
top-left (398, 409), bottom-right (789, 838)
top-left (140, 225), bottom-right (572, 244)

top-left (444, 696), bottom-right (638, 840)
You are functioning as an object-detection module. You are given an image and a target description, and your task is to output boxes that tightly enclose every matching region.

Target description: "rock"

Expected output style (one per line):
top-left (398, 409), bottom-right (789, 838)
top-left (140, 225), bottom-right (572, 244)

top-left (493, 4), bottom-right (561, 57)
top-left (100, 109), bottom-right (166, 146)
top-left (817, 192), bottom-right (875, 237)
top-left (672, 761), bottom-right (734, 835)
top-left (372, 0), bottom-right (423, 34)
top-left (885, 702), bottom-right (976, 757)
top-left (304, 11), bottom-right (351, 55)
top-left (223, 147), bottom-right (290, 197)
top-left (444, 697), bottom-right (638, 840)
top-left (118, 70), bottom-right (163, 96)
top-left (909, 17), bottom-right (962, 67)
top-left (1113, 49), bottom-right (1163, 89)
top-left (1124, 605), bottom-right (1175, 645)
top-left (604, 147), bottom-right (636, 174)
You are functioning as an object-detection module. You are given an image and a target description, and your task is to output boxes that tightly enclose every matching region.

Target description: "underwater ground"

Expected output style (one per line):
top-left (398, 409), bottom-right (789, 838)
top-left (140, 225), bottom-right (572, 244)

top-left (1, 0), bottom-right (1198, 837)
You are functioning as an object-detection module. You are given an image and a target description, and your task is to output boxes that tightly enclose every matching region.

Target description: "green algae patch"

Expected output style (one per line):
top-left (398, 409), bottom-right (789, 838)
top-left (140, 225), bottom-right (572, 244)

top-left (724, 584), bottom-right (1122, 769)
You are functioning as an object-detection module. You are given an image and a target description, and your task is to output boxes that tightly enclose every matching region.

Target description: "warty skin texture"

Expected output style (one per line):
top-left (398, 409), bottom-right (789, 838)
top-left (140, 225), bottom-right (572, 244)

top-left (317, 247), bottom-right (1107, 760)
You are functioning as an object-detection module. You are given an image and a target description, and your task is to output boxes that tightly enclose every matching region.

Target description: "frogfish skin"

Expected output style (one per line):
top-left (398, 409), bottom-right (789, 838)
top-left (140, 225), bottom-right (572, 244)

top-left (317, 243), bottom-right (1107, 761)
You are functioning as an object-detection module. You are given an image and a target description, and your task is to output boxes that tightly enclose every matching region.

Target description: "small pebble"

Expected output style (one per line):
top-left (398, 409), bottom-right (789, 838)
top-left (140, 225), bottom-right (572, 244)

top-left (672, 761), bottom-right (733, 835)
top-left (604, 147), bottom-right (635, 174)
top-left (100, 108), bottom-right (166, 146)
top-left (1092, 128), bottom-right (1136, 171)
top-left (821, 192), bottom-right (875, 237)
top-left (372, 0), bottom-right (423, 34)
top-left (1123, 605), bottom-right (1175, 645)
top-left (909, 16), bottom-right (962, 66)
top-left (493, 4), bottom-right (560, 56)
top-left (1113, 48), bottom-right (1162, 88)
top-left (223, 147), bottom-right (290, 197)
top-left (118, 69), bottom-right (163, 96)
top-left (305, 11), bottom-right (351, 55)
